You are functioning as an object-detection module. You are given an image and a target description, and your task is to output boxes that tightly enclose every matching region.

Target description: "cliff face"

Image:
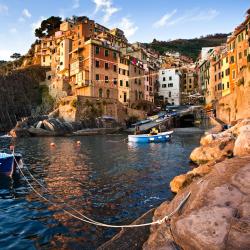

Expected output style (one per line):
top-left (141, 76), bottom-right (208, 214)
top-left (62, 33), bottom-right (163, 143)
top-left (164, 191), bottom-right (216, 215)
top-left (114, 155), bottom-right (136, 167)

top-left (0, 66), bottom-right (47, 131)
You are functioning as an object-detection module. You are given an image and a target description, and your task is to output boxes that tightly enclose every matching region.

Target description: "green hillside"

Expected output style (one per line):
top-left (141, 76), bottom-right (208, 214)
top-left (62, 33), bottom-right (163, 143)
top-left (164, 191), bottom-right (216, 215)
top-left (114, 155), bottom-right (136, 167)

top-left (144, 33), bottom-right (229, 61)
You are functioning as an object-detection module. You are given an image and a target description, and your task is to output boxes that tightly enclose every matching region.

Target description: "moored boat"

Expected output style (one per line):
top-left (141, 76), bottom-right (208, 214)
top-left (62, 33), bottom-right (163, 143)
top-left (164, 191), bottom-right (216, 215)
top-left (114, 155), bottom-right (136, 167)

top-left (0, 153), bottom-right (23, 177)
top-left (128, 131), bottom-right (173, 143)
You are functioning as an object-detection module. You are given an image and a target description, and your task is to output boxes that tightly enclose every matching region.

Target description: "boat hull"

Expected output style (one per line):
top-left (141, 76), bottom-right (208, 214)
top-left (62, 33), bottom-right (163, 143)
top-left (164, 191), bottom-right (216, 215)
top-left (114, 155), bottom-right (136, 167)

top-left (0, 153), bottom-right (14, 177)
top-left (0, 153), bottom-right (22, 177)
top-left (128, 131), bottom-right (173, 143)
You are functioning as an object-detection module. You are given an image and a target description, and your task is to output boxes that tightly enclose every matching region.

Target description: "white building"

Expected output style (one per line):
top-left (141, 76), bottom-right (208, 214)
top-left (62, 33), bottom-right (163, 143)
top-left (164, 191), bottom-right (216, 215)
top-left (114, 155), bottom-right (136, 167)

top-left (158, 68), bottom-right (181, 105)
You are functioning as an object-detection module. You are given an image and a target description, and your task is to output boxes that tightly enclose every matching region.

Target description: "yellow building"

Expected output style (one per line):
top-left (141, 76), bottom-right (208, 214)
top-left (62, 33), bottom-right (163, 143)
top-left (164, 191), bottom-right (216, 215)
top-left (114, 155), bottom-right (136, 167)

top-left (118, 56), bottom-right (130, 105)
top-left (221, 52), bottom-right (230, 97)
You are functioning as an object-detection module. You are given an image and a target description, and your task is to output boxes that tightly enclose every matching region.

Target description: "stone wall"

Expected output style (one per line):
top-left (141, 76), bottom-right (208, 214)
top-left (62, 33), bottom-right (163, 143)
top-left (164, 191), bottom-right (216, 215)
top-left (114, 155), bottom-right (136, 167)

top-left (58, 95), bottom-right (146, 124)
top-left (0, 66), bottom-right (47, 131)
top-left (216, 65), bottom-right (250, 123)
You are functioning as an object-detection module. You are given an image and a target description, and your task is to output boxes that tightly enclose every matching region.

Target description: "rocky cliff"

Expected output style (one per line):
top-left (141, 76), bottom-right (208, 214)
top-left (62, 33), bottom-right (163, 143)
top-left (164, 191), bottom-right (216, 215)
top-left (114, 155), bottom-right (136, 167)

top-left (0, 66), bottom-right (48, 131)
top-left (143, 119), bottom-right (250, 250)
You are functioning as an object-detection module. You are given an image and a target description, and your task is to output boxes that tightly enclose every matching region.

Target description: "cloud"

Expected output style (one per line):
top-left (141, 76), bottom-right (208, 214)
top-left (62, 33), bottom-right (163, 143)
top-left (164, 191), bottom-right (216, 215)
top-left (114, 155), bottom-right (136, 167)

top-left (72, 0), bottom-right (80, 9)
top-left (10, 28), bottom-right (17, 34)
top-left (0, 4), bottom-right (8, 15)
top-left (154, 8), bottom-right (219, 28)
top-left (154, 9), bottom-right (177, 28)
top-left (118, 17), bottom-right (138, 38)
top-left (22, 8), bottom-right (32, 18)
top-left (93, 0), bottom-right (119, 24)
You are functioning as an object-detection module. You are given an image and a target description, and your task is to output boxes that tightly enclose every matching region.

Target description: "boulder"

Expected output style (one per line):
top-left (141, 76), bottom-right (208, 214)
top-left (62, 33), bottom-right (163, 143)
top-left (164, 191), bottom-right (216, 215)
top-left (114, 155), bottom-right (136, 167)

top-left (28, 127), bottom-right (55, 136)
top-left (42, 120), bottom-right (55, 131)
top-left (9, 128), bottom-right (30, 137)
top-left (228, 119), bottom-right (250, 136)
top-left (190, 136), bottom-right (235, 164)
top-left (233, 125), bottom-right (250, 156)
top-left (170, 164), bottom-right (212, 193)
top-left (143, 157), bottom-right (250, 250)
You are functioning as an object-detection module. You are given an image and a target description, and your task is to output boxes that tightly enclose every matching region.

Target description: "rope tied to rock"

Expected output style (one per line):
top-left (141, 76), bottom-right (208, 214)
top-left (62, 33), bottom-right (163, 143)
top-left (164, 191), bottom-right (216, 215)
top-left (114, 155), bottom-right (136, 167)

top-left (14, 156), bottom-right (192, 228)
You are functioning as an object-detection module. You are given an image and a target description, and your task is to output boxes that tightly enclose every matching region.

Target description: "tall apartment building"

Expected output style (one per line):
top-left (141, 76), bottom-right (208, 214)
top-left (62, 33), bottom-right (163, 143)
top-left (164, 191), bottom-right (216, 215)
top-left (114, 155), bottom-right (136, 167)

top-left (158, 68), bottom-right (181, 105)
top-left (118, 56), bottom-right (130, 105)
top-left (70, 39), bottom-right (119, 99)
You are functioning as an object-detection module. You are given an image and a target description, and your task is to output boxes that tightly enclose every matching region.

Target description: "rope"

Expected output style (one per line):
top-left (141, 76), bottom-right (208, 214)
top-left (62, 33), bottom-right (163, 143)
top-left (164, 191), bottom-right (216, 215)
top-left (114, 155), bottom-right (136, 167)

top-left (13, 156), bottom-right (191, 228)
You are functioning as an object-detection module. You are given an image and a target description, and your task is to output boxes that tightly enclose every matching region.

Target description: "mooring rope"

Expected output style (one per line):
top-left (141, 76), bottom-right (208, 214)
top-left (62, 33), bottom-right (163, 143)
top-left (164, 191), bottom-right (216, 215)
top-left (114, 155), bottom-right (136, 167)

top-left (13, 156), bottom-right (191, 228)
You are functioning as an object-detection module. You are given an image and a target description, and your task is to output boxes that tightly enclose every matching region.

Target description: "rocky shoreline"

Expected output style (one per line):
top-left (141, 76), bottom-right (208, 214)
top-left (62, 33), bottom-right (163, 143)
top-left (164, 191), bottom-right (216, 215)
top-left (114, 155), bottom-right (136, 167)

top-left (100, 118), bottom-right (250, 250)
top-left (8, 115), bottom-right (122, 137)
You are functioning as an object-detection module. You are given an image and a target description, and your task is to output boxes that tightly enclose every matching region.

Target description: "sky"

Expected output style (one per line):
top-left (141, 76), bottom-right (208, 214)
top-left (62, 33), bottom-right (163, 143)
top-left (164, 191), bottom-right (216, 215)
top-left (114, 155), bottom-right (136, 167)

top-left (0, 0), bottom-right (249, 60)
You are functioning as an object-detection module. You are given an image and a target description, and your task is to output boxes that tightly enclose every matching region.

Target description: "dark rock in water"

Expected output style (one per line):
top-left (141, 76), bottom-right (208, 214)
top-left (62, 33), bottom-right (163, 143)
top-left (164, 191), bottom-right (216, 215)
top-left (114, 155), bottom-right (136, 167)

top-left (28, 127), bottom-right (56, 136)
top-left (42, 120), bottom-right (55, 131)
top-left (9, 128), bottom-right (30, 137)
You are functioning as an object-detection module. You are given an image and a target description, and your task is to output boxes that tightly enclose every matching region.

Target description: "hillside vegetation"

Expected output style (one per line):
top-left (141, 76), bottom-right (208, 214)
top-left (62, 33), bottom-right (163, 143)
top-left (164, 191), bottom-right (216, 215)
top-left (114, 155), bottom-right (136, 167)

top-left (145, 33), bottom-right (229, 60)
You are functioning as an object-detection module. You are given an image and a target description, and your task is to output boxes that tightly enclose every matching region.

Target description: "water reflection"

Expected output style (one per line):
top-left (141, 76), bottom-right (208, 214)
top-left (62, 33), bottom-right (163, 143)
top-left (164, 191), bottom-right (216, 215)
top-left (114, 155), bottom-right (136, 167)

top-left (0, 130), bottom-right (203, 249)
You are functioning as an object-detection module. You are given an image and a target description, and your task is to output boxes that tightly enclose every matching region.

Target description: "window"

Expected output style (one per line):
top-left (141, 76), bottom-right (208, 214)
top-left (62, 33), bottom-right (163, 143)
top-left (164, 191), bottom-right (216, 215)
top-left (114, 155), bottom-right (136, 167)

top-left (218, 73), bottom-right (221, 79)
top-left (127, 71), bottom-right (129, 76)
top-left (239, 52), bottom-right (242, 59)
top-left (105, 76), bottom-right (109, 83)
top-left (113, 78), bottom-right (117, 85)
top-left (113, 51), bottom-right (117, 59)
top-left (232, 70), bottom-right (236, 79)
top-left (244, 49), bottom-right (247, 57)
top-left (95, 60), bottom-right (100, 68)
top-left (123, 69), bottom-right (126, 75)
top-left (96, 74), bottom-right (99, 80)
top-left (227, 82), bottom-right (229, 88)
top-left (120, 80), bottom-right (123, 86)
top-left (134, 67), bottom-right (136, 73)
top-left (95, 46), bottom-right (100, 54)
top-left (139, 70), bottom-right (141, 75)
top-left (221, 71), bottom-right (224, 78)
top-left (169, 92), bottom-right (171, 97)
top-left (162, 84), bottom-right (166, 88)
top-left (135, 79), bottom-right (137, 84)
top-left (189, 85), bottom-right (192, 89)
top-left (105, 49), bottom-right (109, 57)
top-left (169, 76), bottom-right (172, 80)
top-left (113, 65), bottom-right (117, 72)
top-left (106, 89), bottom-right (110, 98)
top-left (163, 77), bottom-right (166, 81)
top-left (226, 57), bottom-right (228, 63)
top-left (139, 79), bottom-right (141, 85)
top-left (168, 83), bottom-right (173, 87)
top-left (105, 62), bottom-right (109, 69)
top-left (99, 88), bottom-right (103, 97)
top-left (222, 84), bottom-right (224, 90)
top-left (119, 68), bottom-right (121, 74)
top-left (162, 71), bottom-right (165, 75)
top-left (126, 81), bottom-right (129, 87)
top-left (215, 75), bottom-right (217, 81)
top-left (226, 68), bottom-right (230, 76)
top-left (43, 56), bottom-right (45, 63)
top-left (189, 79), bottom-right (192, 83)
top-left (230, 56), bottom-right (234, 63)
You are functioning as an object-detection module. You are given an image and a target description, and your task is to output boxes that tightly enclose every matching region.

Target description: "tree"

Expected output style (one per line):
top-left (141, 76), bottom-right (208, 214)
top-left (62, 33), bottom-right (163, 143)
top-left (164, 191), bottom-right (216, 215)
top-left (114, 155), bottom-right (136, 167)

top-left (10, 53), bottom-right (21, 60)
top-left (35, 16), bottom-right (62, 38)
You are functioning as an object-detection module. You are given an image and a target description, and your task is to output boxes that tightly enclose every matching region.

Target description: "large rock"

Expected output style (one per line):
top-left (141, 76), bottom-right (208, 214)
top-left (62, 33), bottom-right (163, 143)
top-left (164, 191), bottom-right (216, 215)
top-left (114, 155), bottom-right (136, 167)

top-left (143, 157), bottom-right (250, 250)
top-left (9, 128), bottom-right (30, 137)
top-left (170, 164), bottom-right (212, 193)
top-left (233, 125), bottom-right (250, 156)
top-left (28, 127), bottom-right (56, 136)
top-left (190, 136), bottom-right (235, 164)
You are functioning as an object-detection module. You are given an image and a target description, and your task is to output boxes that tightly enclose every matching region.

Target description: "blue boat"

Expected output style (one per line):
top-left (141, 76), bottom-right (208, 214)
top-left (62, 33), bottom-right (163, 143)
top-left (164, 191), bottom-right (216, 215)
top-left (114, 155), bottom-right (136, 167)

top-left (128, 131), bottom-right (173, 143)
top-left (0, 153), bottom-right (22, 177)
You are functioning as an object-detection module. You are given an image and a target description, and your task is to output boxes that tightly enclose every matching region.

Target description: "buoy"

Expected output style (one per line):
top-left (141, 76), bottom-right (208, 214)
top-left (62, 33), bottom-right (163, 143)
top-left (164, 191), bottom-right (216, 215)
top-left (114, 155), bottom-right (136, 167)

top-left (76, 141), bottom-right (81, 145)
top-left (50, 142), bottom-right (56, 147)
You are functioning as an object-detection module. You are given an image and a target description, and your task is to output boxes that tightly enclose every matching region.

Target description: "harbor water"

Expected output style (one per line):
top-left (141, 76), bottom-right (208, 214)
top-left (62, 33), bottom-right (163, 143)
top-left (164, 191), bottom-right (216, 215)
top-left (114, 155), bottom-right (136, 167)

top-left (0, 128), bottom-right (205, 249)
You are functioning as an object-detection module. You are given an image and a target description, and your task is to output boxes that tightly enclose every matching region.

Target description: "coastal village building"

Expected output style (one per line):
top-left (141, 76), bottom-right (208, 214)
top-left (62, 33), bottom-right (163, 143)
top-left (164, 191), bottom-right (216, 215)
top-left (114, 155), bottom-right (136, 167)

top-left (221, 50), bottom-right (230, 97)
top-left (158, 68), bottom-right (181, 105)
top-left (118, 56), bottom-right (130, 105)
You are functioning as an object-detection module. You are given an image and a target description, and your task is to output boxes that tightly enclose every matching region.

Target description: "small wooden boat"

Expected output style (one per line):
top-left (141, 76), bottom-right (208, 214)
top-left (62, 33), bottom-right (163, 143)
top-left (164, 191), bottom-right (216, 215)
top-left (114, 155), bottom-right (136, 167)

top-left (128, 131), bottom-right (173, 143)
top-left (0, 153), bottom-right (22, 177)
